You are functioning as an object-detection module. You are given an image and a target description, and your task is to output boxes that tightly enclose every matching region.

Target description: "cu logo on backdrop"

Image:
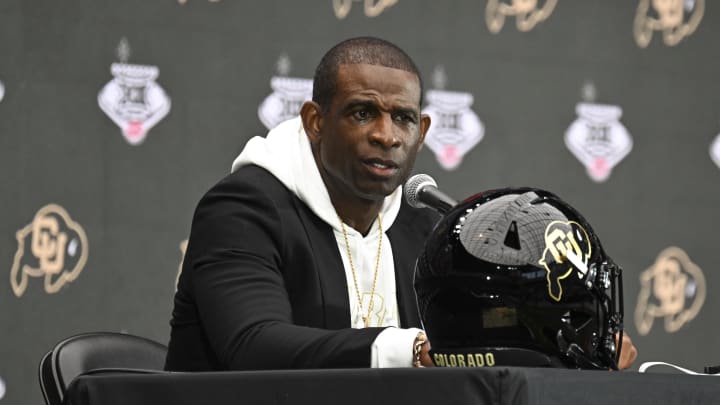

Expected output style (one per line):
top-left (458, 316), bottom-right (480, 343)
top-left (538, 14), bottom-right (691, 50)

top-left (635, 247), bottom-right (706, 335)
top-left (485, 0), bottom-right (557, 33)
top-left (10, 204), bottom-right (89, 297)
top-left (333, 0), bottom-right (398, 19)
top-left (634, 0), bottom-right (704, 48)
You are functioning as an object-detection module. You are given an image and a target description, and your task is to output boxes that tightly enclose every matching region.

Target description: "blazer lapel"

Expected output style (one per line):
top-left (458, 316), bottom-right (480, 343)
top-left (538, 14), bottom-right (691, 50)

top-left (388, 222), bottom-right (423, 329)
top-left (293, 198), bottom-right (351, 329)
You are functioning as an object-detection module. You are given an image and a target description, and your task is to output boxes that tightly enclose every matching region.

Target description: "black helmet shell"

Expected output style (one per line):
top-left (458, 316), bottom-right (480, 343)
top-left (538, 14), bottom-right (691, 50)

top-left (415, 188), bottom-right (623, 369)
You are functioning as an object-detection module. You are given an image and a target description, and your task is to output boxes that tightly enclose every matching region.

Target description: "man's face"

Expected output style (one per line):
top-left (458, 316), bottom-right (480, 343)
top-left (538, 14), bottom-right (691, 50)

top-left (309, 63), bottom-right (430, 204)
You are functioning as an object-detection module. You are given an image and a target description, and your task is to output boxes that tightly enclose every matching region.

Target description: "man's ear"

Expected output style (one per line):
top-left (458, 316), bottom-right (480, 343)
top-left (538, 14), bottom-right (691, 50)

top-left (300, 101), bottom-right (323, 145)
top-left (417, 113), bottom-right (431, 151)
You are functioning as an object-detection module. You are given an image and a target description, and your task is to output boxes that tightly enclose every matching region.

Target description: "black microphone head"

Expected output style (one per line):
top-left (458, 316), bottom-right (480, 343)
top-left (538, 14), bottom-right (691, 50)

top-left (404, 174), bottom-right (437, 209)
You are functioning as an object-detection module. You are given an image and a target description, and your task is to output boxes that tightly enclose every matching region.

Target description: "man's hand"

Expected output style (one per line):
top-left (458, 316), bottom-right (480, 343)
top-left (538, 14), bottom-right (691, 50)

top-left (413, 332), bottom-right (434, 367)
top-left (616, 332), bottom-right (638, 370)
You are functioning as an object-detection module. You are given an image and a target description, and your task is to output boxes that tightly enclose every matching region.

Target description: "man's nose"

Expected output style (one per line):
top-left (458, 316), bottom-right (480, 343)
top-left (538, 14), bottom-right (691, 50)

top-left (368, 114), bottom-right (401, 149)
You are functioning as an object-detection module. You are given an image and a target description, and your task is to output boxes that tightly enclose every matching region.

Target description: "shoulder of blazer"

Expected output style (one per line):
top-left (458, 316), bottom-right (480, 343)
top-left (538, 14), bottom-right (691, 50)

top-left (215, 164), bottom-right (334, 254)
top-left (392, 198), bottom-right (441, 239)
top-left (219, 165), bottom-right (293, 200)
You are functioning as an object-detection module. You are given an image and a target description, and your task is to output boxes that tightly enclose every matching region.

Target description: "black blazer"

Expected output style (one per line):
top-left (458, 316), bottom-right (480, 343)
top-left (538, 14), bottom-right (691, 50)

top-left (165, 165), bottom-right (439, 371)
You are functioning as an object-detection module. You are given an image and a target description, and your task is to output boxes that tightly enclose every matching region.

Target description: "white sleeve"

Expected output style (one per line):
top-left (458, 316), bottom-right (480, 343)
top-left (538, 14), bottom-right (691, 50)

top-left (370, 327), bottom-right (423, 368)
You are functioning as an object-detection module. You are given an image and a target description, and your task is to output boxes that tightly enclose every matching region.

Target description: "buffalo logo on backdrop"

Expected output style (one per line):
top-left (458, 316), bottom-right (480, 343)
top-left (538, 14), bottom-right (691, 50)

top-left (486, 0), bottom-right (558, 33)
top-left (258, 54), bottom-right (313, 130)
top-left (565, 83), bottom-right (632, 182)
top-left (0, 79), bottom-right (4, 103)
top-left (333, 0), bottom-right (398, 19)
top-left (634, 0), bottom-right (704, 48)
top-left (98, 37), bottom-right (171, 145)
top-left (176, 239), bottom-right (188, 288)
top-left (10, 204), bottom-right (89, 297)
top-left (635, 247), bottom-right (706, 335)
top-left (422, 66), bottom-right (484, 170)
top-left (710, 132), bottom-right (720, 170)
top-left (538, 221), bottom-right (591, 302)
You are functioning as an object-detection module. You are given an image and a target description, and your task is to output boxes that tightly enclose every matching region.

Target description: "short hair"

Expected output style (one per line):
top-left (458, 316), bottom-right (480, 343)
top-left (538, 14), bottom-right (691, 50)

top-left (312, 37), bottom-right (423, 111)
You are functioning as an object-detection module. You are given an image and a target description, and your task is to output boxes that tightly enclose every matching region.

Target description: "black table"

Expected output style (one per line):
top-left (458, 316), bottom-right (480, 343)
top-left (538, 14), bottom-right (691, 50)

top-left (65, 367), bottom-right (720, 405)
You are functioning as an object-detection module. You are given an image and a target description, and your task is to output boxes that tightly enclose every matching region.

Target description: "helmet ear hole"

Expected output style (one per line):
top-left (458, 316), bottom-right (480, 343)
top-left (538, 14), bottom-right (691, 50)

top-left (503, 220), bottom-right (521, 249)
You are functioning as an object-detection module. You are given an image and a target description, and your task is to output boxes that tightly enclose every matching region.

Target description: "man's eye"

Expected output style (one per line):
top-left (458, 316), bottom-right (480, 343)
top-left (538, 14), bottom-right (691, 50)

top-left (353, 110), bottom-right (370, 120)
top-left (394, 114), bottom-right (416, 124)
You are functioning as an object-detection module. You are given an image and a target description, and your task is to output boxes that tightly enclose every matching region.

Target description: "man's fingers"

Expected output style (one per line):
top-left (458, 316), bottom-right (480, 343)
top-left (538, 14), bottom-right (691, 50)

top-left (616, 333), bottom-right (638, 370)
top-left (421, 340), bottom-right (434, 367)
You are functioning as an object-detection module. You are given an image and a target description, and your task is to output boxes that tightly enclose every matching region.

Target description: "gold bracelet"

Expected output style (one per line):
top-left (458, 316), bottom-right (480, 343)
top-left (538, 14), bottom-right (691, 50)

top-left (413, 332), bottom-right (427, 368)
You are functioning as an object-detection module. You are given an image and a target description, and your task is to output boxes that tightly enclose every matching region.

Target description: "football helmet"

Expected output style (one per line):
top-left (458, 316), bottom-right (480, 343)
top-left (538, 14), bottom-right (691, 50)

top-left (415, 187), bottom-right (624, 370)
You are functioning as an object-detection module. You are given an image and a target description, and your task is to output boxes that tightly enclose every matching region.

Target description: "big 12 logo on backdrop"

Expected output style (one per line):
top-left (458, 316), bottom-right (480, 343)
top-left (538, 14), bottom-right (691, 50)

top-left (98, 38), bottom-right (171, 145)
top-left (258, 54), bottom-right (312, 130)
top-left (565, 102), bottom-right (633, 182)
top-left (422, 66), bottom-right (484, 171)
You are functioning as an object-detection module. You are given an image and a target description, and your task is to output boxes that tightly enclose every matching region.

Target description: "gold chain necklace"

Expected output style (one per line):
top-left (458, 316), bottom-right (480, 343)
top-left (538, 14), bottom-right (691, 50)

top-left (338, 214), bottom-right (383, 328)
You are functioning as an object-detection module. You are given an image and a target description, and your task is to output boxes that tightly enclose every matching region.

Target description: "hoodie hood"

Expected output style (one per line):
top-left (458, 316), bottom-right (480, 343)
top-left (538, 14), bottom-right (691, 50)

top-left (231, 117), bottom-right (402, 232)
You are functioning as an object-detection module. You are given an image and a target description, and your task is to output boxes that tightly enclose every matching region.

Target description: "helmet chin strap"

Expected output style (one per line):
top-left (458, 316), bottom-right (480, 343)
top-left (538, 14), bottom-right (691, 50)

top-left (566, 343), bottom-right (612, 370)
top-left (557, 326), bottom-right (617, 370)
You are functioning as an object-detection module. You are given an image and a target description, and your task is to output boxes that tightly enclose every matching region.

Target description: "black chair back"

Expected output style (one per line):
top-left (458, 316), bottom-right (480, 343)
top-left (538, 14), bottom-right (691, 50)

top-left (38, 332), bottom-right (167, 405)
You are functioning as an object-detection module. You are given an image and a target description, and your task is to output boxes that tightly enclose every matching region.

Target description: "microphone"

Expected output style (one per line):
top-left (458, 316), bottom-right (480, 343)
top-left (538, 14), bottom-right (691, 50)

top-left (404, 174), bottom-right (457, 214)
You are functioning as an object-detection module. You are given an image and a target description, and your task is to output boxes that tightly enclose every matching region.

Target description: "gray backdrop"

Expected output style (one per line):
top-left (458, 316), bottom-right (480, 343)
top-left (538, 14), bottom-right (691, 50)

top-left (1, 1), bottom-right (718, 404)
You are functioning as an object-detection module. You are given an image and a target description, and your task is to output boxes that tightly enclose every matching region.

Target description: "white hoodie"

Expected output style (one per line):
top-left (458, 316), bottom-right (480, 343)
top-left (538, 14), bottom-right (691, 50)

top-left (231, 117), bottom-right (421, 367)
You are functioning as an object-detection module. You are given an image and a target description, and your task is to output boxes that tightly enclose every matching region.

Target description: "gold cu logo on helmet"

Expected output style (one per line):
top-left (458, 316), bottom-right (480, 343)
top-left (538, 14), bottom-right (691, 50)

top-left (486, 0), bottom-right (557, 34)
top-left (635, 247), bottom-right (705, 335)
top-left (634, 0), bottom-right (704, 48)
top-left (9, 204), bottom-right (88, 297)
top-left (538, 221), bottom-right (591, 302)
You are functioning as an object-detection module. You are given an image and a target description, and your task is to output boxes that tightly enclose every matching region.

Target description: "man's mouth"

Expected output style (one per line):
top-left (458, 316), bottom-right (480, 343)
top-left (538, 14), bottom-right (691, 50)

top-left (363, 158), bottom-right (399, 177)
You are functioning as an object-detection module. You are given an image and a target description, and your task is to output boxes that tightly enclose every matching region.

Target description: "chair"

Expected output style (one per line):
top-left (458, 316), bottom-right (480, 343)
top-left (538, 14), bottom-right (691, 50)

top-left (38, 332), bottom-right (168, 405)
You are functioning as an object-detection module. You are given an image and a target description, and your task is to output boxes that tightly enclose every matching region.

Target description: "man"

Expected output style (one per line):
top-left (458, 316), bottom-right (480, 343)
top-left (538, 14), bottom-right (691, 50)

top-left (165, 37), bottom-right (437, 370)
